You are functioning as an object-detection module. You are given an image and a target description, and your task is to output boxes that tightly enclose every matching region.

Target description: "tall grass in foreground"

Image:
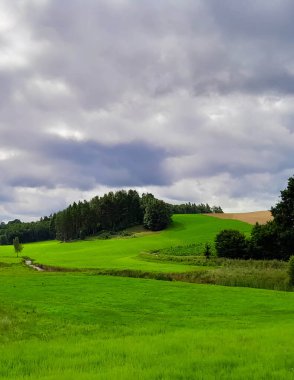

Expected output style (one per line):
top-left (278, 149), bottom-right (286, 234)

top-left (0, 267), bottom-right (294, 379)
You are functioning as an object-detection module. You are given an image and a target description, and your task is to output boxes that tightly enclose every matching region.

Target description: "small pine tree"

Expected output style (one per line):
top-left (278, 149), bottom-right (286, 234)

top-left (288, 256), bottom-right (294, 286)
top-left (13, 237), bottom-right (23, 258)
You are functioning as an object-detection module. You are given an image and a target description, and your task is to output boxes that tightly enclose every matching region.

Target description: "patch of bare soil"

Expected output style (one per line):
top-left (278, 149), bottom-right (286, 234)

top-left (207, 210), bottom-right (273, 225)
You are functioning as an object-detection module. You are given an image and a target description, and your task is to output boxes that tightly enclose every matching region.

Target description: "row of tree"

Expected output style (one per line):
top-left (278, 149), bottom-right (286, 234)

top-left (215, 175), bottom-right (294, 261)
top-left (0, 190), bottom-right (222, 244)
top-left (171, 203), bottom-right (223, 214)
top-left (55, 190), bottom-right (145, 241)
top-left (0, 217), bottom-right (54, 245)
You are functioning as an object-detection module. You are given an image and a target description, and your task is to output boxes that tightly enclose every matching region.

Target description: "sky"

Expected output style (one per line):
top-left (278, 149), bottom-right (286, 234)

top-left (1, 0), bottom-right (294, 221)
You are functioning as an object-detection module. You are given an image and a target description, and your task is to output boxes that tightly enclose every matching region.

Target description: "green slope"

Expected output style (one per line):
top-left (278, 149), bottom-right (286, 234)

top-left (0, 214), bottom-right (251, 271)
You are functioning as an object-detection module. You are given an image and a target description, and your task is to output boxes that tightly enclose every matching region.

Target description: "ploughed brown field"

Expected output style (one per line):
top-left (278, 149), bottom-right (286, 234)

top-left (208, 210), bottom-right (273, 225)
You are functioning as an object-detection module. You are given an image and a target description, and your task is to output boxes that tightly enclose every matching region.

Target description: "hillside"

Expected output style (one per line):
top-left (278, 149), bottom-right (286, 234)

top-left (5, 214), bottom-right (251, 271)
top-left (207, 210), bottom-right (273, 225)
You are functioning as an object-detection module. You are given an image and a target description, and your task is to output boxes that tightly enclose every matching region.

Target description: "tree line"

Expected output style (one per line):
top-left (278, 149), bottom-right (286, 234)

top-left (0, 217), bottom-right (54, 245)
top-left (170, 203), bottom-right (223, 214)
top-left (0, 190), bottom-right (223, 244)
top-left (215, 175), bottom-right (294, 261)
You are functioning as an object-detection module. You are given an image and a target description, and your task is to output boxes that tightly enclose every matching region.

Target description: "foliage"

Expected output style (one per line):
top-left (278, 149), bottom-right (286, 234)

top-left (143, 199), bottom-right (172, 231)
top-left (204, 243), bottom-right (212, 259)
top-left (12, 237), bottom-right (23, 257)
top-left (55, 190), bottom-right (144, 241)
top-left (215, 176), bottom-right (294, 261)
top-left (0, 217), bottom-right (54, 245)
top-left (215, 229), bottom-right (248, 259)
top-left (0, 189), bottom-right (223, 244)
top-left (288, 256), bottom-right (294, 286)
top-left (152, 243), bottom-right (216, 257)
top-left (248, 221), bottom-right (281, 260)
top-left (270, 175), bottom-right (294, 259)
top-left (271, 176), bottom-right (294, 229)
top-left (171, 202), bottom-right (223, 214)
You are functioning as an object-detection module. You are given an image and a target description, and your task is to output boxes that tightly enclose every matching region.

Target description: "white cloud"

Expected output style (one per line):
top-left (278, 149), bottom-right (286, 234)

top-left (1, 0), bottom-right (294, 220)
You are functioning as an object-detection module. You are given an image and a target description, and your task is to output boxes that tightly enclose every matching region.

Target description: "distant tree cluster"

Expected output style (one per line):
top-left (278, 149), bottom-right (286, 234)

top-left (0, 189), bottom-right (223, 244)
top-left (215, 175), bottom-right (294, 261)
top-left (171, 203), bottom-right (223, 214)
top-left (0, 217), bottom-right (54, 245)
top-left (55, 190), bottom-right (144, 241)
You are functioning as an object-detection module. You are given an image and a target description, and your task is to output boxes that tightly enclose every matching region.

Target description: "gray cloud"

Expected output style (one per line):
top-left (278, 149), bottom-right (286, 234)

top-left (1, 0), bottom-right (294, 220)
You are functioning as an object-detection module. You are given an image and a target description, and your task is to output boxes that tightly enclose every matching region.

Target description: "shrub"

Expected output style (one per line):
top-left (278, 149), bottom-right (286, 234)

top-left (204, 243), bottom-right (212, 259)
top-left (215, 230), bottom-right (248, 259)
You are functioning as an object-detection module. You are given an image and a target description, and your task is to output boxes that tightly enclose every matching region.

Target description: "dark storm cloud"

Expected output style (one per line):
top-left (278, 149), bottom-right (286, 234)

top-left (1, 138), bottom-right (170, 192)
top-left (1, 0), bottom-right (294, 219)
top-left (39, 138), bottom-right (170, 188)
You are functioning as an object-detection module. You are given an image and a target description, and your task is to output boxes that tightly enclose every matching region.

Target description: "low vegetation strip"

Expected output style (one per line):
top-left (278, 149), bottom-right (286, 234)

top-left (208, 210), bottom-right (273, 224)
top-left (140, 251), bottom-right (291, 291)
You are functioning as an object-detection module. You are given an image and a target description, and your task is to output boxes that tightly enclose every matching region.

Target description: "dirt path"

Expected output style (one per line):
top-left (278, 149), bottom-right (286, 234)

top-left (207, 210), bottom-right (273, 225)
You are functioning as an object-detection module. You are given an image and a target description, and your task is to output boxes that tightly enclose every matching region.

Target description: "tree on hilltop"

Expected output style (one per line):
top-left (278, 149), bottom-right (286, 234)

top-left (143, 199), bottom-right (172, 231)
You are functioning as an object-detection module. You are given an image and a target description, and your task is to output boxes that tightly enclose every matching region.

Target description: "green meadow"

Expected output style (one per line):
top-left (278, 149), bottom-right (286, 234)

top-left (1, 215), bottom-right (294, 379)
top-left (1, 215), bottom-right (251, 271)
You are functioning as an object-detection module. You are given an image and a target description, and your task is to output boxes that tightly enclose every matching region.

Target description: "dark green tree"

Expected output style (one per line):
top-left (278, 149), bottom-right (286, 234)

top-left (271, 175), bottom-right (294, 259)
top-left (143, 200), bottom-right (172, 231)
top-left (271, 176), bottom-right (294, 229)
top-left (215, 230), bottom-right (248, 259)
top-left (0, 234), bottom-right (8, 245)
top-left (288, 256), bottom-right (294, 286)
top-left (249, 221), bottom-right (280, 260)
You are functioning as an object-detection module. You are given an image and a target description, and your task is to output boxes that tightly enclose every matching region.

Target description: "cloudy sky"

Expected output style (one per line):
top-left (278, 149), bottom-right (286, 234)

top-left (1, 0), bottom-right (294, 221)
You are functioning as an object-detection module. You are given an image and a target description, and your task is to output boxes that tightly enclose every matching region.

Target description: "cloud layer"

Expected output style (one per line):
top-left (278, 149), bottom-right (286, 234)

top-left (1, 0), bottom-right (294, 221)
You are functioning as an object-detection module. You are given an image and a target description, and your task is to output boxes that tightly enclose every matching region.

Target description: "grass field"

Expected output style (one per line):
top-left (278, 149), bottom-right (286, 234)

top-left (1, 265), bottom-right (294, 380)
top-left (0, 215), bottom-right (252, 271)
top-left (1, 214), bottom-right (293, 379)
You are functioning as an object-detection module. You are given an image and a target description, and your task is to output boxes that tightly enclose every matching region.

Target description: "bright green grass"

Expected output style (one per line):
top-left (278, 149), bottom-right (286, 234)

top-left (0, 266), bottom-right (294, 379)
top-left (0, 215), bottom-right (251, 271)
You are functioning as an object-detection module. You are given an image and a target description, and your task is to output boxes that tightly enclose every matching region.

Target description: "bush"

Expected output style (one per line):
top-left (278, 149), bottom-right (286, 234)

top-left (288, 256), bottom-right (294, 286)
top-left (204, 243), bottom-right (212, 259)
top-left (215, 230), bottom-right (248, 259)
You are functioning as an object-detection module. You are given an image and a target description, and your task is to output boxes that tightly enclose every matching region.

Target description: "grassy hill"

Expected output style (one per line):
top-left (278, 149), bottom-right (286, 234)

top-left (0, 214), bottom-right (251, 271)
top-left (1, 214), bottom-right (293, 379)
